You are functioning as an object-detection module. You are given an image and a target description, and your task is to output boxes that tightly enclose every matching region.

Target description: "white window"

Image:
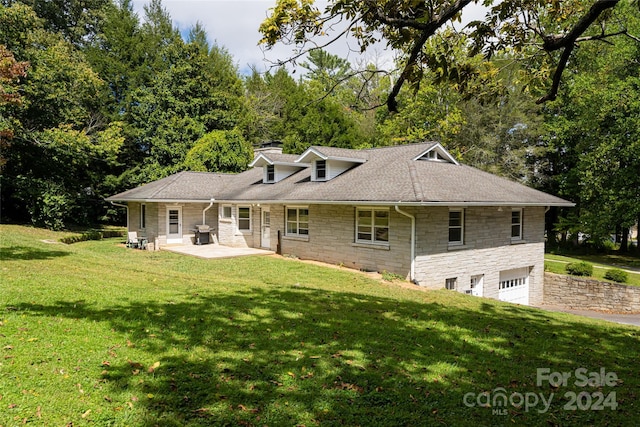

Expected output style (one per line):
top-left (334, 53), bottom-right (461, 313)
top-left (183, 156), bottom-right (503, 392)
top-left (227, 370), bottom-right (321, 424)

top-left (221, 205), bottom-right (232, 219)
top-left (445, 278), bottom-right (457, 290)
top-left (286, 207), bottom-right (309, 237)
top-left (315, 160), bottom-right (327, 180)
top-left (511, 208), bottom-right (523, 240)
top-left (448, 209), bottom-right (464, 245)
top-left (140, 203), bottom-right (146, 229)
top-left (266, 165), bottom-right (275, 183)
top-left (237, 206), bottom-right (251, 232)
top-left (356, 208), bottom-right (389, 244)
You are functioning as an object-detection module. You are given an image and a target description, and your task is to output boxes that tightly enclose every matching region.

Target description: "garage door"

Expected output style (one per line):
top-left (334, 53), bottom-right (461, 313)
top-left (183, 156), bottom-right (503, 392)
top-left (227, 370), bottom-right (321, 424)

top-left (498, 267), bottom-right (530, 305)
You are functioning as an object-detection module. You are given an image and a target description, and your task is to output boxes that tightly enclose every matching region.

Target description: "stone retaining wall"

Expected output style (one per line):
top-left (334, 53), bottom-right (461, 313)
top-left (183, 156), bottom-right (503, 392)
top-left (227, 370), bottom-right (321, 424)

top-left (544, 272), bottom-right (640, 312)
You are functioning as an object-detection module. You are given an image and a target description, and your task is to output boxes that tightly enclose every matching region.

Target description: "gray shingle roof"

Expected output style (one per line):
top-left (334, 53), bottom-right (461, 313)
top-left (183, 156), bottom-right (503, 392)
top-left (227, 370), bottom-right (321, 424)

top-left (107, 143), bottom-right (573, 206)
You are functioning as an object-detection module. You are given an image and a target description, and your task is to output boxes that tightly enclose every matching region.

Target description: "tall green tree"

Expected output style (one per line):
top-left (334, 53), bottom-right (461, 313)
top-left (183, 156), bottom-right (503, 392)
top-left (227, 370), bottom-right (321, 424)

top-left (0, 3), bottom-right (123, 229)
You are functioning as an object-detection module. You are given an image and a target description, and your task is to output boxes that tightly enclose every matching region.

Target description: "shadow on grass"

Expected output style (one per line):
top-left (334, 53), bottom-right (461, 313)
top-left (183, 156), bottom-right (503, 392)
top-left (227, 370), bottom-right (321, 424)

top-left (0, 245), bottom-right (70, 261)
top-left (15, 286), bottom-right (640, 426)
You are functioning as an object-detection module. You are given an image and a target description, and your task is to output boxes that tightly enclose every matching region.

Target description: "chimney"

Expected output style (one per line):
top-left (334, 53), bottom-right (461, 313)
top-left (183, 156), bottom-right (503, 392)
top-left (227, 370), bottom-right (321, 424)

top-left (254, 140), bottom-right (283, 156)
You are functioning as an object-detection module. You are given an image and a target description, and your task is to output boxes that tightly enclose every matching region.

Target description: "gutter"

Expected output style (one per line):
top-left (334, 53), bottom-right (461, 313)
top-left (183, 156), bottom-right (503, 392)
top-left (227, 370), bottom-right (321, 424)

top-left (395, 205), bottom-right (416, 283)
top-left (202, 199), bottom-right (215, 224)
top-left (110, 201), bottom-right (129, 230)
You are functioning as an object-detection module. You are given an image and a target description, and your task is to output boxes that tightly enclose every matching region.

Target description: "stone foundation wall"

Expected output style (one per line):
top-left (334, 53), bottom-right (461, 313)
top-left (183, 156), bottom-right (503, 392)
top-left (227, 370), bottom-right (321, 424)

top-left (544, 272), bottom-right (640, 312)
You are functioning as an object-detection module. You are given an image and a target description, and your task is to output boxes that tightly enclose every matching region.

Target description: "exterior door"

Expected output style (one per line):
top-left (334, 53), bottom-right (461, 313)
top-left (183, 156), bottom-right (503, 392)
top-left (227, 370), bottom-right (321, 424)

top-left (261, 208), bottom-right (271, 248)
top-left (470, 275), bottom-right (484, 297)
top-left (166, 207), bottom-right (182, 244)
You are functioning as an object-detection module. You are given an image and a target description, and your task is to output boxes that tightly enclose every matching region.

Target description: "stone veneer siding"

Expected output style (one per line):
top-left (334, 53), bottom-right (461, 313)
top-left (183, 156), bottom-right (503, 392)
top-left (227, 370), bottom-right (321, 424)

top-left (413, 206), bottom-right (546, 305)
top-left (127, 202), bottom-right (218, 248)
top-left (544, 272), bottom-right (640, 312)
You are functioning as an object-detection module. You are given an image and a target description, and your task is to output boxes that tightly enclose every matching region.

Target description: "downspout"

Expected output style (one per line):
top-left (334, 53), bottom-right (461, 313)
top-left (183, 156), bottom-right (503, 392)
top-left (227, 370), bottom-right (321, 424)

top-left (110, 201), bottom-right (129, 230)
top-left (395, 205), bottom-right (416, 283)
top-left (202, 199), bottom-right (215, 224)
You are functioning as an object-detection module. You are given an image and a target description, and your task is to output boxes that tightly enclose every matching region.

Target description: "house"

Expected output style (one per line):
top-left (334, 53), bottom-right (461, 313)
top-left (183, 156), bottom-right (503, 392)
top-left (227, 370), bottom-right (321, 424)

top-left (106, 142), bottom-right (573, 306)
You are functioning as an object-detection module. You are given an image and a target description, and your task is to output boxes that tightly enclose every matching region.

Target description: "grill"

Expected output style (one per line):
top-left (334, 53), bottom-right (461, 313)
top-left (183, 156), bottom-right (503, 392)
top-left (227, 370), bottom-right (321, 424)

top-left (195, 224), bottom-right (211, 245)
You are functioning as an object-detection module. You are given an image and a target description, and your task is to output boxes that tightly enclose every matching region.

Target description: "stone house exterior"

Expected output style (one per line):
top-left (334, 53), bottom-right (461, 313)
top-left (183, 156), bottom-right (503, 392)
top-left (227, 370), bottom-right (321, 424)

top-left (107, 142), bottom-right (573, 306)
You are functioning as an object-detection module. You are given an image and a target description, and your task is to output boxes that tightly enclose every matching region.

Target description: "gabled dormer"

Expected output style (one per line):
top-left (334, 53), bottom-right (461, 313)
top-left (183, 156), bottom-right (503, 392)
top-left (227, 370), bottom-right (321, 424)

top-left (249, 152), bottom-right (309, 183)
top-left (413, 142), bottom-right (459, 165)
top-left (296, 147), bottom-right (367, 182)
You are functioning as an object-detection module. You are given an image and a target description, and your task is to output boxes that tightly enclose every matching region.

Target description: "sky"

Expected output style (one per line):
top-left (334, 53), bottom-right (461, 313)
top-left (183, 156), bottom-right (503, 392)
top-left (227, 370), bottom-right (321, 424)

top-left (131, 0), bottom-right (487, 75)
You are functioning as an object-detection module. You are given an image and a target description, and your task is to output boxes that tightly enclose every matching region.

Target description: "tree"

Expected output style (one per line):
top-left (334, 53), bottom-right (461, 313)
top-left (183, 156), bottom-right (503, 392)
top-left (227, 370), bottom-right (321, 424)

top-left (541, 2), bottom-right (640, 250)
top-left (0, 3), bottom-right (123, 229)
top-left (259, 0), bottom-right (632, 112)
top-left (0, 44), bottom-right (28, 170)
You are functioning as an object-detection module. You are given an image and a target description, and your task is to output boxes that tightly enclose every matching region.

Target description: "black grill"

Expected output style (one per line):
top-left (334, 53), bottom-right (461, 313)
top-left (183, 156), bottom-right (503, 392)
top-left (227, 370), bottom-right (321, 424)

top-left (195, 224), bottom-right (211, 245)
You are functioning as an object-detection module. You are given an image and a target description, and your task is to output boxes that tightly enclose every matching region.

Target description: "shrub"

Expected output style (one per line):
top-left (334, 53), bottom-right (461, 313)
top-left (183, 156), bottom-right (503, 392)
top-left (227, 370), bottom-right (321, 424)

top-left (565, 262), bottom-right (593, 277)
top-left (382, 270), bottom-right (405, 281)
top-left (604, 269), bottom-right (628, 283)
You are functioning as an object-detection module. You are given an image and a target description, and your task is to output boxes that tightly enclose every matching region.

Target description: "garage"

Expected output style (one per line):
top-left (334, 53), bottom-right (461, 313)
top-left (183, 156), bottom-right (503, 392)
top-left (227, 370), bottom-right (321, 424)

top-left (498, 267), bottom-right (531, 305)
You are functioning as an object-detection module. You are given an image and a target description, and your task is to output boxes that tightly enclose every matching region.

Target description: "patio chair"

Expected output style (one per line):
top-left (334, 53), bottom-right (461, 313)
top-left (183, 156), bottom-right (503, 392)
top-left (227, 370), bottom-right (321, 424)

top-left (126, 231), bottom-right (140, 249)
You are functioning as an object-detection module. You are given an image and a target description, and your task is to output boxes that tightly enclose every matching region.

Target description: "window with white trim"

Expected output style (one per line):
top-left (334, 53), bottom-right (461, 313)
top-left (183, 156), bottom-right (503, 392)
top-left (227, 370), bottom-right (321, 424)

top-left (511, 208), bottom-right (523, 240)
top-left (237, 206), bottom-right (251, 232)
top-left (286, 207), bottom-right (309, 237)
top-left (315, 160), bottom-right (327, 180)
top-left (140, 204), bottom-right (146, 229)
top-left (445, 278), bottom-right (457, 290)
top-left (448, 209), bottom-right (464, 245)
top-left (356, 208), bottom-right (389, 244)
top-left (266, 165), bottom-right (275, 183)
top-left (221, 205), bottom-right (232, 219)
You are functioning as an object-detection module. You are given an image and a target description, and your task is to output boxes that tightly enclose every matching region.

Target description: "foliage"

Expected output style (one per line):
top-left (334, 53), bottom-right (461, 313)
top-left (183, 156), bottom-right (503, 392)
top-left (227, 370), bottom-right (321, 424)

top-left (259, 0), bottom-right (627, 111)
top-left (565, 261), bottom-right (594, 277)
top-left (183, 128), bottom-right (253, 173)
top-left (2, 224), bottom-right (640, 425)
top-left (604, 269), bottom-right (629, 284)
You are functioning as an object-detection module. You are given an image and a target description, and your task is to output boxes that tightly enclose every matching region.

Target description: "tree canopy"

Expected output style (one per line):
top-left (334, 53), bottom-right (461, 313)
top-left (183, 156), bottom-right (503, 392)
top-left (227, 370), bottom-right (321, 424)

top-left (259, 0), bottom-right (636, 112)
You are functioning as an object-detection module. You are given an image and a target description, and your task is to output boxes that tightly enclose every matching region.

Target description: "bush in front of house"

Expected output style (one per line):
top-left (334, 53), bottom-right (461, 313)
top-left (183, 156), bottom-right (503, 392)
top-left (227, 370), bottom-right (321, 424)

top-left (604, 269), bottom-right (628, 283)
top-left (565, 261), bottom-right (593, 276)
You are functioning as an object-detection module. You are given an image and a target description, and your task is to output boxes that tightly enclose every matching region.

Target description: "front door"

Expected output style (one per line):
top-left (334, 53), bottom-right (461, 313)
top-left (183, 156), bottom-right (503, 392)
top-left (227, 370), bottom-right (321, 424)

top-left (261, 208), bottom-right (271, 248)
top-left (166, 206), bottom-right (182, 244)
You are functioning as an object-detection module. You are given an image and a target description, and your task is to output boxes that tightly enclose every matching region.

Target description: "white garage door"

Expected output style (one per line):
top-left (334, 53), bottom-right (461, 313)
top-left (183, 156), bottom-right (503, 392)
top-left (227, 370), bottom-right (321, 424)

top-left (498, 267), bottom-right (530, 305)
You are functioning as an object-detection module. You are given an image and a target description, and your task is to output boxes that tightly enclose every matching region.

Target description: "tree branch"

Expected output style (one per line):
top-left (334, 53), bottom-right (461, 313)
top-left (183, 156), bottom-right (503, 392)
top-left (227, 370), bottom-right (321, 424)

top-left (385, 0), bottom-right (474, 112)
top-left (536, 0), bottom-right (621, 104)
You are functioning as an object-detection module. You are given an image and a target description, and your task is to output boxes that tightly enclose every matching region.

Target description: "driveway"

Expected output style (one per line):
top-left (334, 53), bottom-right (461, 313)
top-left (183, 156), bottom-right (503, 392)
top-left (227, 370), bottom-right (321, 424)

top-left (536, 304), bottom-right (640, 327)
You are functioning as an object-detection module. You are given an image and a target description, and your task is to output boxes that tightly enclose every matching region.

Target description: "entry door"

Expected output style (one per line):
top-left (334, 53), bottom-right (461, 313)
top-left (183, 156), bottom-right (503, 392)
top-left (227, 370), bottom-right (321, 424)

top-left (166, 207), bottom-right (182, 244)
top-left (261, 208), bottom-right (271, 248)
top-left (470, 275), bottom-right (484, 297)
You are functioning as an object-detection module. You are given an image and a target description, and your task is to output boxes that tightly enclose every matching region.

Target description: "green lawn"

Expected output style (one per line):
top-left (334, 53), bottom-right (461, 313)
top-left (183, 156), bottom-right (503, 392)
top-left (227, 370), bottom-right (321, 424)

top-left (1, 225), bottom-right (639, 426)
top-left (545, 254), bottom-right (640, 287)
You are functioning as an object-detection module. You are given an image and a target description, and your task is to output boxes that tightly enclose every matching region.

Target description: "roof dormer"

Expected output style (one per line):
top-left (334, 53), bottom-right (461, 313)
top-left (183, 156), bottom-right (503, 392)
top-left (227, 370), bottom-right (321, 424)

top-left (296, 147), bottom-right (367, 182)
top-left (414, 143), bottom-right (459, 165)
top-left (250, 152), bottom-right (309, 183)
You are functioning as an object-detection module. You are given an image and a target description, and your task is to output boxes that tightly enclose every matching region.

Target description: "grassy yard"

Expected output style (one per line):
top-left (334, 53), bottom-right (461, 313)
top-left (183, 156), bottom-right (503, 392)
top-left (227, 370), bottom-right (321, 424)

top-left (1, 225), bottom-right (639, 426)
top-left (545, 254), bottom-right (640, 287)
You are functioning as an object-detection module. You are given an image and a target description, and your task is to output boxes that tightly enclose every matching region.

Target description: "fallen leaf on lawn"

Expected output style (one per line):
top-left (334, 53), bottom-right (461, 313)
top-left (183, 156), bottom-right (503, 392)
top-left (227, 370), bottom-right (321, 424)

top-left (238, 404), bottom-right (259, 413)
top-left (27, 337), bottom-right (38, 342)
top-left (81, 409), bottom-right (91, 418)
top-left (132, 369), bottom-right (140, 375)
top-left (3, 345), bottom-right (13, 350)
top-left (287, 372), bottom-right (296, 378)
top-left (126, 340), bottom-right (135, 348)
top-left (147, 393), bottom-right (154, 399)
top-left (148, 361), bottom-right (160, 373)
top-left (131, 396), bottom-right (138, 402)
top-left (101, 361), bottom-right (111, 367)
top-left (36, 406), bottom-right (41, 418)
top-left (8, 403), bottom-right (17, 409)
top-left (104, 396), bottom-right (112, 402)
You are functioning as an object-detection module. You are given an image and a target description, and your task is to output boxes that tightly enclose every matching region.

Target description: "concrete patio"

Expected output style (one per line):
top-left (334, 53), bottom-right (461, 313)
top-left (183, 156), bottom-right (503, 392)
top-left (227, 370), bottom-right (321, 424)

top-left (161, 243), bottom-right (273, 259)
